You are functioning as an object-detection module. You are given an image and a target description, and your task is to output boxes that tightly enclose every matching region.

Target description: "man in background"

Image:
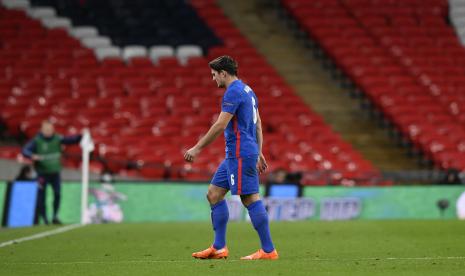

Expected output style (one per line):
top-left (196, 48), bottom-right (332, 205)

top-left (22, 120), bottom-right (82, 225)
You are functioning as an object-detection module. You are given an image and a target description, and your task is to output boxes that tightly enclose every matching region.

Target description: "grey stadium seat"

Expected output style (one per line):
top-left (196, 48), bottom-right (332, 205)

top-left (28, 7), bottom-right (56, 19)
top-left (149, 45), bottom-right (175, 63)
top-left (176, 45), bottom-right (203, 65)
top-left (95, 47), bottom-right (122, 61)
top-left (69, 26), bottom-right (99, 40)
top-left (122, 45), bottom-right (148, 61)
top-left (41, 17), bottom-right (72, 29)
top-left (81, 36), bottom-right (112, 49)
top-left (1, 0), bottom-right (30, 10)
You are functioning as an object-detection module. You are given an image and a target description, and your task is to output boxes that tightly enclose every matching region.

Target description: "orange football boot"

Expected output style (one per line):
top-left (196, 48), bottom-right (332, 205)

top-left (240, 249), bottom-right (279, 260)
top-left (192, 245), bottom-right (229, 259)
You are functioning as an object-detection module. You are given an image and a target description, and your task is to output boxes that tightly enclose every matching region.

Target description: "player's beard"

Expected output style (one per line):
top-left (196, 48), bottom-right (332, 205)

top-left (217, 81), bottom-right (225, 88)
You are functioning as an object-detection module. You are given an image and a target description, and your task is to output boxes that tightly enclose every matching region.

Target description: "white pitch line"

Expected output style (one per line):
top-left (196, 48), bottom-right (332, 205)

top-left (1, 256), bottom-right (465, 265)
top-left (385, 256), bottom-right (465, 261)
top-left (311, 256), bottom-right (465, 261)
top-left (0, 224), bottom-right (85, 248)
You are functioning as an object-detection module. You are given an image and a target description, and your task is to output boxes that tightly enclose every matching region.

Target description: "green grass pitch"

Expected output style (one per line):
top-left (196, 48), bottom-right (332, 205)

top-left (1, 220), bottom-right (465, 275)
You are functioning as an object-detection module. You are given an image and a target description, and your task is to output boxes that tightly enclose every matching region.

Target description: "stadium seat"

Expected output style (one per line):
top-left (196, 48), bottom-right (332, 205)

top-left (122, 46), bottom-right (147, 62)
top-left (27, 6), bottom-right (55, 19)
top-left (41, 17), bottom-right (71, 29)
top-left (2, 0), bottom-right (29, 10)
top-left (176, 45), bottom-right (203, 65)
top-left (95, 47), bottom-right (121, 61)
top-left (69, 26), bottom-right (98, 40)
top-left (81, 36), bottom-right (112, 49)
top-left (149, 45), bottom-right (175, 64)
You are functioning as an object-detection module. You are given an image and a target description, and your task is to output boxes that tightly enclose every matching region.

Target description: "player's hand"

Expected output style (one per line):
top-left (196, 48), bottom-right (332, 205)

top-left (184, 146), bottom-right (201, 163)
top-left (31, 154), bottom-right (42, 161)
top-left (257, 153), bottom-right (268, 174)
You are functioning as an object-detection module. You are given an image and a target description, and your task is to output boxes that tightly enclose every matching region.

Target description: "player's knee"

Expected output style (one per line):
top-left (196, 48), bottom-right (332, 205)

top-left (240, 194), bottom-right (260, 207)
top-left (240, 197), bottom-right (251, 207)
top-left (206, 190), bottom-right (223, 205)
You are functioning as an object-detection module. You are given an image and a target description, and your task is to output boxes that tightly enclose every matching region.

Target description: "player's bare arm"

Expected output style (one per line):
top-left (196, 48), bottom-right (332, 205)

top-left (184, 112), bottom-right (234, 162)
top-left (255, 110), bottom-right (268, 174)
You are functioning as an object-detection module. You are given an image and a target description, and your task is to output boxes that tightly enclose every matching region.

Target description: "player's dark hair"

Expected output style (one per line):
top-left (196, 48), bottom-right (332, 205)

top-left (209, 55), bottom-right (238, 76)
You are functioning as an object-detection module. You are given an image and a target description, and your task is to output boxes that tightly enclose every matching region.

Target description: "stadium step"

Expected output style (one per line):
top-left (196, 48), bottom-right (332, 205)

top-left (217, 0), bottom-right (422, 170)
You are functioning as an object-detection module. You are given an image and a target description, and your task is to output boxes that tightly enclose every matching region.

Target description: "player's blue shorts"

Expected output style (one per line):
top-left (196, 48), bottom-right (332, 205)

top-left (211, 155), bottom-right (259, 195)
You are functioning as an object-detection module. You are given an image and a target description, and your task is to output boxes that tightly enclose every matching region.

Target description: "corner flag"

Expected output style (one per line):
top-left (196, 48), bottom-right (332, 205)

top-left (80, 129), bottom-right (94, 224)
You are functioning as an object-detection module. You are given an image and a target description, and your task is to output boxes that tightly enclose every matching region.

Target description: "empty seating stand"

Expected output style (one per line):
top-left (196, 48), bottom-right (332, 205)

top-left (282, 0), bottom-right (465, 171)
top-left (0, 0), bottom-right (379, 185)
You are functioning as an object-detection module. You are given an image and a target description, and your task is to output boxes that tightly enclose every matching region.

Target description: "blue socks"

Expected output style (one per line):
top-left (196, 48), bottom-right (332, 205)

top-left (247, 200), bottom-right (275, 253)
top-left (211, 200), bottom-right (229, 250)
top-left (210, 199), bottom-right (274, 253)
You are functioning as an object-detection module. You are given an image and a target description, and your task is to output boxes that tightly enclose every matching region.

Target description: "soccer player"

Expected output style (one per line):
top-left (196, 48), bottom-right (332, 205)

top-left (22, 120), bottom-right (82, 225)
top-left (184, 56), bottom-right (278, 260)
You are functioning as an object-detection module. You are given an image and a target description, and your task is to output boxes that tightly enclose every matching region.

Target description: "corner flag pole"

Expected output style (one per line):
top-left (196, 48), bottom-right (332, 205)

top-left (79, 129), bottom-right (94, 225)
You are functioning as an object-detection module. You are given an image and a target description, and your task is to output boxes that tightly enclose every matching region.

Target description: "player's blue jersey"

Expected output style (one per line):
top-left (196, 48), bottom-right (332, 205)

top-left (221, 80), bottom-right (259, 159)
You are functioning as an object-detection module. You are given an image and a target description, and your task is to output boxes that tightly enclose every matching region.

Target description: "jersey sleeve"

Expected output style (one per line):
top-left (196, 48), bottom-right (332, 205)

top-left (221, 88), bottom-right (241, 114)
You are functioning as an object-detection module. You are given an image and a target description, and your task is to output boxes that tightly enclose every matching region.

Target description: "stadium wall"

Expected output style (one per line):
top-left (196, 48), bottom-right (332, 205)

top-left (1, 182), bottom-right (464, 226)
